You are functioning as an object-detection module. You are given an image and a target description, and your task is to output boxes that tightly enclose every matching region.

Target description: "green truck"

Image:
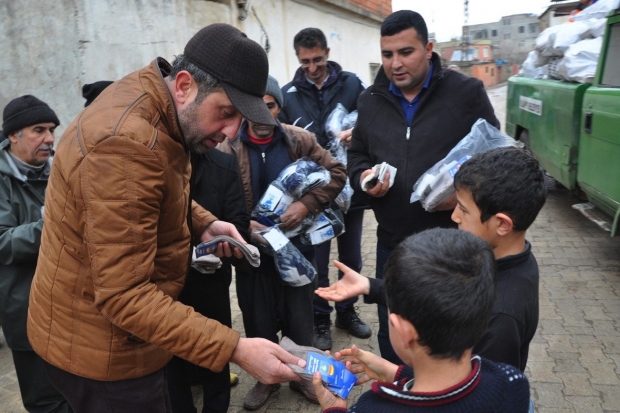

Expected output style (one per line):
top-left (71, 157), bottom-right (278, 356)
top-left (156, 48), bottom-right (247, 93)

top-left (506, 9), bottom-right (620, 236)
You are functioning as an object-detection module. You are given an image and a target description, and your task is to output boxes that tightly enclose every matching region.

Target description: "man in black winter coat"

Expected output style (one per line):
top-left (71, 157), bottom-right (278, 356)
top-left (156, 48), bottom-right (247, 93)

top-left (278, 27), bottom-right (371, 352)
top-left (347, 10), bottom-right (499, 364)
top-left (165, 149), bottom-right (249, 413)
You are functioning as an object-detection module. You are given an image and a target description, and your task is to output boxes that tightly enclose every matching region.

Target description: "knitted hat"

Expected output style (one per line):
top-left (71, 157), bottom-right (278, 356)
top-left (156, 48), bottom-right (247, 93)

top-left (265, 75), bottom-right (283, 109)
top-left (2, 95), bottom-right (60, 137)
top-left (82, 81), bottom-right (114, 107)
top-left (184, 24), bottom-right (276, 126)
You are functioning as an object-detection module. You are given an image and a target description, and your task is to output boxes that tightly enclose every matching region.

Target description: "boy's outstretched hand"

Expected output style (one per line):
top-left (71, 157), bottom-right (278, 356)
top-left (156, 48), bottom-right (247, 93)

top-left (335, 345), bottom-right (399, 385)
top-left (312, 372), bottom-right (347, 410)
top-left (315, 260), bottom-right (371, 302)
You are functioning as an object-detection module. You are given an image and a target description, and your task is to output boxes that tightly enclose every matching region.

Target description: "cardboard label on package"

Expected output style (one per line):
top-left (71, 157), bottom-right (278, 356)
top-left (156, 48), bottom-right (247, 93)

top-left (305, 352), bottom-right (357, 399)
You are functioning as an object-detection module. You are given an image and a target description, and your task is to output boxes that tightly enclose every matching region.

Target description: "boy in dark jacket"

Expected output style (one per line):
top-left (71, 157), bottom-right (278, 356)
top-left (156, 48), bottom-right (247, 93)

top-left (312, 228), bottom-right (530, 413)
top-left (316, 147), bottom-right (547, 372)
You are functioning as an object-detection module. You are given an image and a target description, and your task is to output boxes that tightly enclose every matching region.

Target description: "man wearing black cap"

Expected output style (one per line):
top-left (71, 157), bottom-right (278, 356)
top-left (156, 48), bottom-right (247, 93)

top-left (27, 24), bottom-right (305, 413)
top-left (0, 95), bottom-right (71, 412)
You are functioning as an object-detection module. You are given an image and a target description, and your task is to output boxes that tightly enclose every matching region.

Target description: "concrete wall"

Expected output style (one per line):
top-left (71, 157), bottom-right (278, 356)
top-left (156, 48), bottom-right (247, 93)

top-left (465, 13), bottom-right (540, 64)
top-left (0, 0), bottom-right (382, 138)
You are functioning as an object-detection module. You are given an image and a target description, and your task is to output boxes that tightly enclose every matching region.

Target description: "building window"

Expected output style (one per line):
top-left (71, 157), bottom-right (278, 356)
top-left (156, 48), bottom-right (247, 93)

top-left (492, 29), bottom-right (498, 36)
top-left (369, 63), bottom-right (380, 83)
top-left (483, 47), bottom-right (489, 58)
top-left (529, 23), bottom-right (539, 33)
top-left (491, 68), bottom-right (495, 77)
top-left (519, 26), bottom-right (525, 34)
top-left (486, 66), bottom-right (489, 73)
top-left (504, 33), bottom-right (511, 39)
top-left (519, 41), bottom-right (525, 48)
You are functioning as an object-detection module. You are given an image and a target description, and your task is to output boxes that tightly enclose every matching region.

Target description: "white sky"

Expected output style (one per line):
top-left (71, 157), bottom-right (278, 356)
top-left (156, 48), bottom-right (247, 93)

top-left (392, 0), bottom-right (554, 41)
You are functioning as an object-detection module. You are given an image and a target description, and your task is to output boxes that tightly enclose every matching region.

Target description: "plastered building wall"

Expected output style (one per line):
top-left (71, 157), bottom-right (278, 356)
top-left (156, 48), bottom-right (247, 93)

top-left (0, 0), bottom-right (383, 137)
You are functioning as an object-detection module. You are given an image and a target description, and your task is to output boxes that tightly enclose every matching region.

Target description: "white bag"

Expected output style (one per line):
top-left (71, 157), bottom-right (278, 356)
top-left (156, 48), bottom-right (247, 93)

top-left (519, 51), bottom-right (549, 79)
top-left (557, 37), bottom-right (603, 83)
top-left (536, 26), bottom-right (564, 57)
top-left (572, 0), bottom-right (620, 21)
top-left (553, 21), bottom-right (590, 55)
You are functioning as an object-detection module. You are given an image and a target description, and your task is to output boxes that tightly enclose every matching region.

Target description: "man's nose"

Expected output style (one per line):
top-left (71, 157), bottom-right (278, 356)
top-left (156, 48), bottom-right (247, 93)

top-left (222, 115), bottom-right (243, 139)
top-left (43, 130), bottom-right (55, 143)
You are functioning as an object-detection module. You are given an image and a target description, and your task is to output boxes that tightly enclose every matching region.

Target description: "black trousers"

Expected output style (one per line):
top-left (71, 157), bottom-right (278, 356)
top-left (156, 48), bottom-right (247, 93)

top-left (11, 350), bottom-right (72, 413)
top-left (166, 267), bottom-right (233, 413)
top-left (43, 361), bottom-right (171, 413)
top-left (236, 268), bottom-right (316, 346)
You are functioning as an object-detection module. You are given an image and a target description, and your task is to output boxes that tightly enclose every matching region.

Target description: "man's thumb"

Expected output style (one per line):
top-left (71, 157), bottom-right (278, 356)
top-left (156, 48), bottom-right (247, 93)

top-left (275, 346), bottom-right (306, 368)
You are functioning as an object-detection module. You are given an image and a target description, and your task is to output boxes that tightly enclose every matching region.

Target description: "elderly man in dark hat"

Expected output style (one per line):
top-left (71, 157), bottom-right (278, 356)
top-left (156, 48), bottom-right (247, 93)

top-left (0, 95), bottom-right (72, 412)
top-left (27, 24), bottom-right (305, 413)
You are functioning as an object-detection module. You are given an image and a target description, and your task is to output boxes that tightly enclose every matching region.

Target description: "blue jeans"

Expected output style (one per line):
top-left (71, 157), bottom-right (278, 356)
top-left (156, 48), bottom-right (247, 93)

top-left (314, 209), bottom-right (365, 315)
top-left (376, 241), bottom-right (404, 365)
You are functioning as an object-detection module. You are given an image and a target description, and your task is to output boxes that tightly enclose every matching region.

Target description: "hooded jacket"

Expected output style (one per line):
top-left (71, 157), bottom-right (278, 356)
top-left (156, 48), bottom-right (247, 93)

top-left (217, 122), bottom-right (346, 218)
top-left (0, 139), bottom-right (49, 350)
top-left (27, 58), bottom-right (240, 381)
top-left (347, 53), bottom-right (500, 249)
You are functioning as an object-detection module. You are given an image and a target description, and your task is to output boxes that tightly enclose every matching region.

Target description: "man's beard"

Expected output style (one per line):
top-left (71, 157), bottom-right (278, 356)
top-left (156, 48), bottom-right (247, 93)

top-left (178, 101), bottom-right (224, 154)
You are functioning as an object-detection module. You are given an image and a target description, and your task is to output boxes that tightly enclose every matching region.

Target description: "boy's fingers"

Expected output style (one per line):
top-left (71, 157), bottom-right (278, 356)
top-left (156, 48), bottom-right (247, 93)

top-left (333, 260), bottom-right (352, 273)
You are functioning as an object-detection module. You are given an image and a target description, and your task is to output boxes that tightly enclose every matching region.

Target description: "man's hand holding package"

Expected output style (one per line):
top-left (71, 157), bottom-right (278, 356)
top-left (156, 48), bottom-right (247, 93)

top-left (339, 129), bottom-right (353, 147)
top-left (230, 337), bottom-right (306, 384)
top-left (201, 220), bottom-right (246, 259)
top-left (279, 201), bottom-right (309, 231)
top-left (360, 169), bottom-right (391, 198)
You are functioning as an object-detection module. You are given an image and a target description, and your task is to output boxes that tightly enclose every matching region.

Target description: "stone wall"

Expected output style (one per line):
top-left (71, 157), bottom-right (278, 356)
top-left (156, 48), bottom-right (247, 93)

top-left (0, 0), bottom-right (383, 137)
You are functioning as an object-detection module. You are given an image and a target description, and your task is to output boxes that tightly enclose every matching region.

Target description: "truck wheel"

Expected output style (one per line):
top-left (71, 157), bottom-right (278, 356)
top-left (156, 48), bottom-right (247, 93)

top-left (518, 129), bottom-right (530, 150)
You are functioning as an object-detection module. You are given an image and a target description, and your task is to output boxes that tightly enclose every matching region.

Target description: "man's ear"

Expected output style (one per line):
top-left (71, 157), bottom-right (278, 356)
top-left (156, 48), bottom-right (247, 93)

top-left (7, 131), bottom-right (20, 145)
top-left (494, 212), bottom-right (514, 236)
top-left (389, 313), bottom-right (417, 350)
top-left (325, 47), bottom-right (331, 60)
top-left (425, 41), bottom-right (434, 60)
top-left (171, 71), bottom-right (197, 109)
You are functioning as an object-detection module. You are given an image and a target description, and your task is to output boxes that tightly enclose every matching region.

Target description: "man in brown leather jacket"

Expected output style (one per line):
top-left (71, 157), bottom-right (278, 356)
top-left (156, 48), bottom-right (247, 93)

top-left (27, 24), bottom-right (305, 413)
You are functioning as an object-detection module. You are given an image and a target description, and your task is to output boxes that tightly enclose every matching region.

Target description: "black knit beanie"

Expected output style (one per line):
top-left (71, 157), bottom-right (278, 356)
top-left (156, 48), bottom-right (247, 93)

top-left (82, 81), bottom-right (114, 107)
top-left (2, 95), bottom-right (60, 137)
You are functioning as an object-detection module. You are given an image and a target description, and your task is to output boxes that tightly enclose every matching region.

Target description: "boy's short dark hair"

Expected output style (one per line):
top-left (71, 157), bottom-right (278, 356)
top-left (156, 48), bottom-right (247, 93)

top-left (381, 10), bottom-right (428, 45)
top-left (384, 228), bottom-right (496, 361)
top-left (454, 147), bottom-right (547, 232)
top-left (293, 28), bottom-right (327, 55)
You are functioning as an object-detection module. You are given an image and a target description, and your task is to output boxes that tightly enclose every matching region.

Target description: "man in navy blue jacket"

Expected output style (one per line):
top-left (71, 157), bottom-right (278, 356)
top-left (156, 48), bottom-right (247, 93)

top-left (279, 27), bottom-right (371, 352)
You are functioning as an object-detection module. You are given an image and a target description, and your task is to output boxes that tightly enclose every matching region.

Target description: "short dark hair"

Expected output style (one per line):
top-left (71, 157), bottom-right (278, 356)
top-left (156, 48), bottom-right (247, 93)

top-left (293, 28), bottom-right (328, 55)
top-left (381, 10), bottom-right (429, 45)
top-left (170, 54), bottom-right (223, 105)
top-left (454, 147), bottom-right (547, 232)
top-left (384, 228), bottom-right (496, 361)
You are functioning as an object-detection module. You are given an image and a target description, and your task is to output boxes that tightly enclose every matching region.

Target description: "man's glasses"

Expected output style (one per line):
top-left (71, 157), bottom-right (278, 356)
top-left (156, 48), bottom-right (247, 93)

top-left (300, 56), bottom-right (327, 68)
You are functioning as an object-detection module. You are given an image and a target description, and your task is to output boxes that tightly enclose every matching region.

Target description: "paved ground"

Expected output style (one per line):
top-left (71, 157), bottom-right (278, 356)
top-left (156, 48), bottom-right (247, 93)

top-left (1, 85), bottom-right (619, 412)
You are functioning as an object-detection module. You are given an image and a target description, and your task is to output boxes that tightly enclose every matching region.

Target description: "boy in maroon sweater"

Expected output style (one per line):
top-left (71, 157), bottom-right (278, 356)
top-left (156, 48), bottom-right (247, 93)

top-left (311, 228), bottom-right (530, 412)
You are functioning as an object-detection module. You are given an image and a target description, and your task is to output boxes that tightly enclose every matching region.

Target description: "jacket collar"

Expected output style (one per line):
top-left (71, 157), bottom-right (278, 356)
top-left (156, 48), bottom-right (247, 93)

top-left (142, 58), bottom-right (186, 150)
top-left (0, 139), bottom-right (53, 182)
top-left (292, 61), bottom-right (343, 90)
top-left (233, 119), bottom-right (294, 150)
top-left (496, 240), bottom-right (532, 272)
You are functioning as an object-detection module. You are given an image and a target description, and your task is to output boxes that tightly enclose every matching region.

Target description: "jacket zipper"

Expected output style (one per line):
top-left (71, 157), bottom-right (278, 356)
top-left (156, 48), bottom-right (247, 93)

top-left (261, 152), bottom-right (266, 164)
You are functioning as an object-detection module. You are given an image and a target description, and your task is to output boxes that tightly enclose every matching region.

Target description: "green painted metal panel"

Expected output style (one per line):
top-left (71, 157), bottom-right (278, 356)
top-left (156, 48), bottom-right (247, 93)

top-left (506, 77), bottom-right (588, 189)
top-left (578, 75), bottom-right (620, 218)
